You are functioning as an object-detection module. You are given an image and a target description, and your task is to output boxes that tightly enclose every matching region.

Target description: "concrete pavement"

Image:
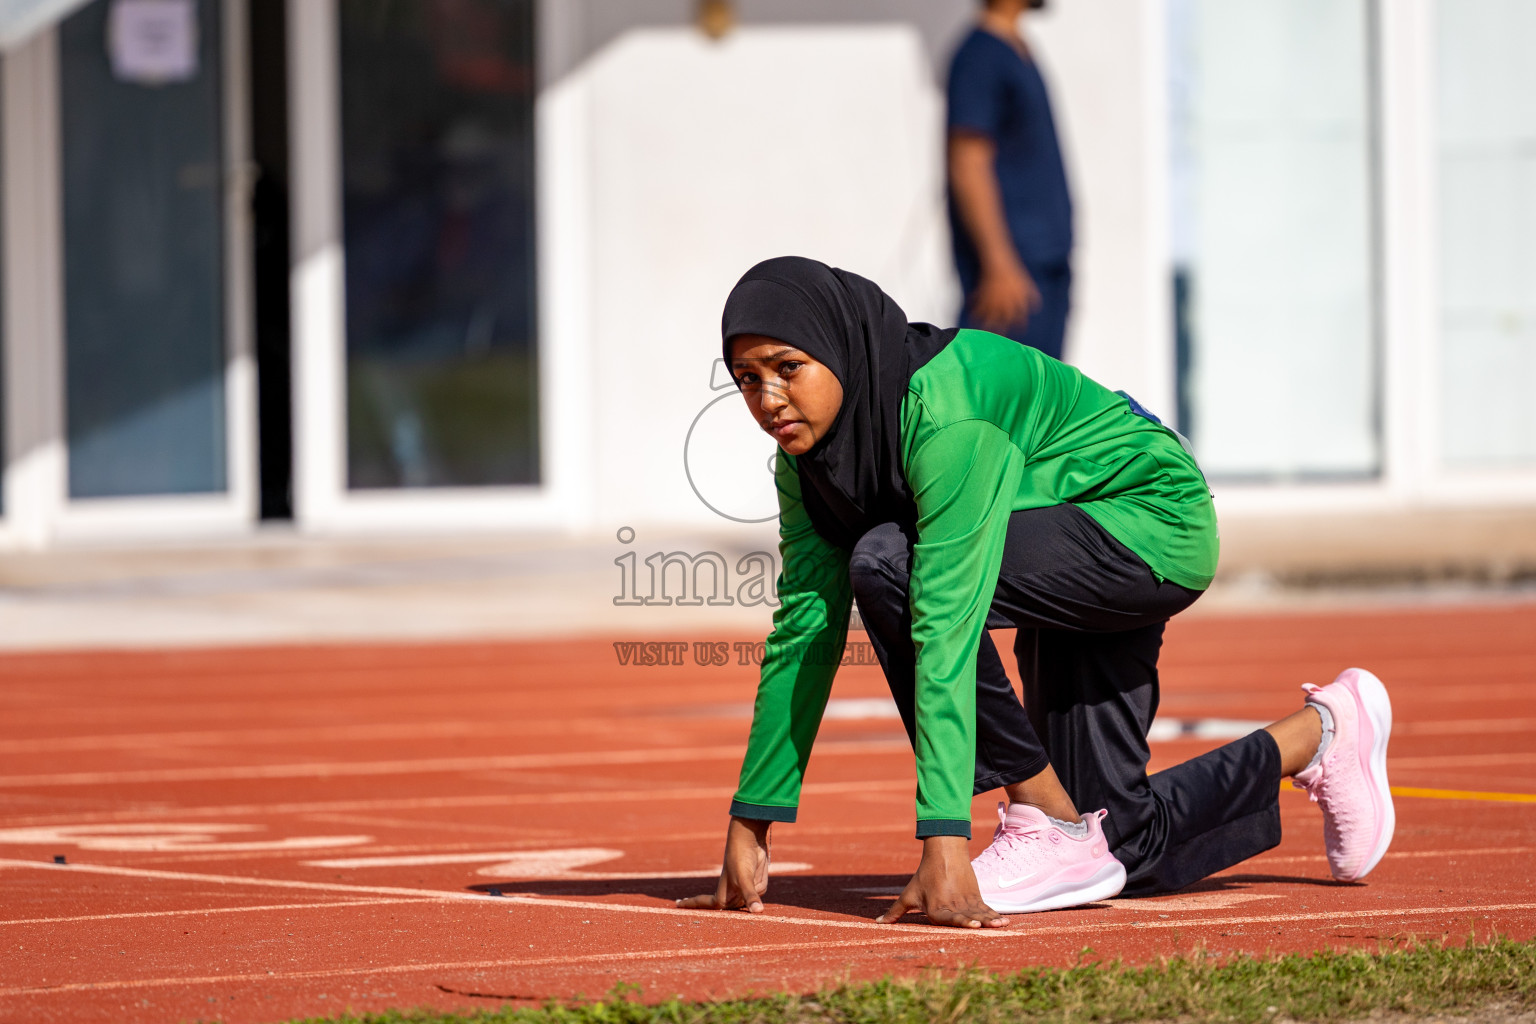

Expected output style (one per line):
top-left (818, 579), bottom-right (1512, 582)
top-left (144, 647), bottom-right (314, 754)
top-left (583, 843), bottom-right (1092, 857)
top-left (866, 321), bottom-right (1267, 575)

top-left (1, 507), bottom-right (1533, 651)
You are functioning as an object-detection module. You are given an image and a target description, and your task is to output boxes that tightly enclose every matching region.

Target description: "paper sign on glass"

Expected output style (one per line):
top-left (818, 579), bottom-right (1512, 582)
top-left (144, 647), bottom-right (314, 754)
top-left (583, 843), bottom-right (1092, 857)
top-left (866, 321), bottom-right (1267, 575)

top-left (108, 0), bottom-right (198, 85)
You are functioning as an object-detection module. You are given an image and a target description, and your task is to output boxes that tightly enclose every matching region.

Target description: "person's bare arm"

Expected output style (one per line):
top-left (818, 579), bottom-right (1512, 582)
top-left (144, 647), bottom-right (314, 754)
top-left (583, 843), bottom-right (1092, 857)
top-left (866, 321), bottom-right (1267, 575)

top-left (948, 130), bottom-right (1039, 333)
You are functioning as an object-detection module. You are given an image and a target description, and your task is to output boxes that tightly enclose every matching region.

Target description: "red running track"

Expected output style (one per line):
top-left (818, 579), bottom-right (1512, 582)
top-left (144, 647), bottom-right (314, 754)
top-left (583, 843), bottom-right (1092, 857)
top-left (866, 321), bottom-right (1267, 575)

top-left (2, 603), bottom-right (1535, 1023)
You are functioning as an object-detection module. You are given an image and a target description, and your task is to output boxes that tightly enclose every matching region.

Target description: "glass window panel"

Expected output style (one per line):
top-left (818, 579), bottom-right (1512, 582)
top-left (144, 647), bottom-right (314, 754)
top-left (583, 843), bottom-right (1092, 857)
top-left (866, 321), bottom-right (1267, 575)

top-left (1169, 0), bottom-right (1379, 480)
top-left (339, 0), bottom-right (538, 490)
top-left (60, 0), bottom-right (228, 498)
top-left (1436, 0), bottom-right (1536, 467)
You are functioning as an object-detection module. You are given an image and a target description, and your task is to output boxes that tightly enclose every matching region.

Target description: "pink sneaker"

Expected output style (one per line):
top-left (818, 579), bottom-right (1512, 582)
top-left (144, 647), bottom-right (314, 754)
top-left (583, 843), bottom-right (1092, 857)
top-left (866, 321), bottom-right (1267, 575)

top-left (1292, 667), bottom-right (1395, 882)
top-left (970, 803), bottom-right (1126, 914)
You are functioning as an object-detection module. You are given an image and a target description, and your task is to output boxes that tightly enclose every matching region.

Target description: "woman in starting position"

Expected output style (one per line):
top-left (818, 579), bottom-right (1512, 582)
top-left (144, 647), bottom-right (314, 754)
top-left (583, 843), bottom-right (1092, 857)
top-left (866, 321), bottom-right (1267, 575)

top-left (680, 257), bottom-right (1394, 928)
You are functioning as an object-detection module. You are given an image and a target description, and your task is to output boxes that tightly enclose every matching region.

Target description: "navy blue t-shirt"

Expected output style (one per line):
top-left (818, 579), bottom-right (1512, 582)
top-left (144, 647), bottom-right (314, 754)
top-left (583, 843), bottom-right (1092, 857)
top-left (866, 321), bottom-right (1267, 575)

top-left (946, 28), bottom-right (1073, 276)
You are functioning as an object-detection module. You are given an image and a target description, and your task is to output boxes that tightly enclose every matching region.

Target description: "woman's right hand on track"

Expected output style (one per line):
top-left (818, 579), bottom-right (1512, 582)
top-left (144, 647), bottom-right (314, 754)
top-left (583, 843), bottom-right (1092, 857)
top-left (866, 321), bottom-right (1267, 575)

top-left (677, 816), bottom-right (771, 913)
top-left (878, 835), bottom-right (1010, 929)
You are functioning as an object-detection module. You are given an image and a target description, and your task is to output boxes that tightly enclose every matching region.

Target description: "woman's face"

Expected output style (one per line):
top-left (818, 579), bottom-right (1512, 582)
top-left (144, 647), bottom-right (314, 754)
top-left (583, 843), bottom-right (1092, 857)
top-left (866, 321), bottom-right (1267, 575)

top-left (729, 334), bottom-right (844, 456)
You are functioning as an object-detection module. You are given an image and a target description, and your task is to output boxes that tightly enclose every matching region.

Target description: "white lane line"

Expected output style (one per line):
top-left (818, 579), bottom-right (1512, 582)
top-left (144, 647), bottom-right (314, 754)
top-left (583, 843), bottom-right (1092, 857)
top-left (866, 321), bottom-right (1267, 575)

top-left (1394, 717), bottom-right (1536, 736)
top-left (0, 779), bottom-right (916, 827)
top-left (0, 823), bottom-right (371, 854)
top-left (11, 901), bottom-right (1536, 999)
top-left (1388, 753), bottom-right (1536, 769)
top-left (5, 859), bottom-right (1534, 948)
top-left (0, 718), bottom-right (657, 755)
top-left (487, 865), bottom-right (818, 881)
top-left (507, 895), bottom-right (975, 934)
top-left (69, 829), bottom-right (909, 872)
top-left (0, 740), bottom-right (910, 788)
top-left (822, 698), bottom-right (901, 720)
top-left (1252, 845), bottom-right (1536, 866)
top-left (5, 824), bottom-right (910, 868)
top-left (0, 712), bottom-right (1520, 760)
top-left (514, 894), bottom-right (1536, 938)
top-left (307, 849), bottom-right (626, 869)
top-left (0, 712), bottom-right (1526, 758)
top-left (303, 847), bottom-right (814, 879)
top-left (0, 860), bottom-right (492, 904)
top-left (29, 722), bottom-right (1521, 792)
top-left (0, 935), bottom-right (949, 999)
top-left (0, 859), bottom-right (934, 934)
top-left (0, 721), bottom-right (540, 755)
top-left (1, 898), bottom-right (424, 927)
top-left (1097, 903), bottom-right (1536, 933)
top-left (1115, 892), bottom-right (1280, 911)
top-left (1147, 719), bottom-right (1268, 741)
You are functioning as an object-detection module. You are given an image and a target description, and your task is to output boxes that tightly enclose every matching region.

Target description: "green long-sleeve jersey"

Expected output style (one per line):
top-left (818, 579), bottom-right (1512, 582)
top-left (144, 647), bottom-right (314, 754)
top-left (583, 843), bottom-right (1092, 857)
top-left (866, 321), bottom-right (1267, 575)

top-left (728, 330), bottom-right (1218, 837)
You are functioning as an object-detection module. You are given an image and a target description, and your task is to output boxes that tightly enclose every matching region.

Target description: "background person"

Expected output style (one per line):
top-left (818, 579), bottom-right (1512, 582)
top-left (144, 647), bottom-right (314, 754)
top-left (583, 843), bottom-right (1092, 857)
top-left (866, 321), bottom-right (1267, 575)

top-left (947, 0), bottom-right (1073, 359)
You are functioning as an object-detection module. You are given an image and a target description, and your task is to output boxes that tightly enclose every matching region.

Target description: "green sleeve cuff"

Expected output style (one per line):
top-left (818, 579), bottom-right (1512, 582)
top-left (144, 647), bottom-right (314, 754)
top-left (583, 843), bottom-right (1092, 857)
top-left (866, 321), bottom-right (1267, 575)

top-left (730, 800), bottom-right (798, 823)
top-left (916, 818), bottom-right (972, 840)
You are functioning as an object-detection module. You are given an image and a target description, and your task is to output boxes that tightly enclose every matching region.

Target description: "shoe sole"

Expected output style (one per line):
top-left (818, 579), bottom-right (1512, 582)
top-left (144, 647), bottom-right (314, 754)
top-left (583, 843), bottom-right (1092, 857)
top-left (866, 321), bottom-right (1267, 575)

top-left (1344, 667), bottom-right (1395, 881)
top-left (981, 858), bottom-right (1127, 914)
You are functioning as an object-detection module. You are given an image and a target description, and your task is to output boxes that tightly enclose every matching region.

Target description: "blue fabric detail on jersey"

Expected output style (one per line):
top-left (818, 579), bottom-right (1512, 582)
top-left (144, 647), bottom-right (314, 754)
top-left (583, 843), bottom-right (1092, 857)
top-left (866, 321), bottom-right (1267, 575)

top-left (1115, 390), bottom-right (1163, 425)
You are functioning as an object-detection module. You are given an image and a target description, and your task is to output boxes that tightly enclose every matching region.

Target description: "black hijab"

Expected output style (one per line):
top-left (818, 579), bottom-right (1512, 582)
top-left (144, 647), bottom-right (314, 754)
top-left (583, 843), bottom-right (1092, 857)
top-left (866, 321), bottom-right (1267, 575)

top-left (720, 256), bottom-right (955, 549)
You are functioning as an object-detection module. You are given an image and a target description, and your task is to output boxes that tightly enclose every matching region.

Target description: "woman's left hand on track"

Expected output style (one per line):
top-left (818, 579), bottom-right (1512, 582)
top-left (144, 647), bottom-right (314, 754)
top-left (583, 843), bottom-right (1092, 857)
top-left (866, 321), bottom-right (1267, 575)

top-left (877, 836), bottom-right (1010, 928)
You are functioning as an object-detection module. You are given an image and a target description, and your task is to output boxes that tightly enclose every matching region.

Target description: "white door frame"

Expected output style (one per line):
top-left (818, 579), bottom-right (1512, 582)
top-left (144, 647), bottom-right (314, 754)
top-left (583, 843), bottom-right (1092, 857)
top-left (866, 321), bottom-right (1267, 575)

top-left (286, 0), bottom-right (591, 535)
top-left (1, 28), bottom-right (66, 549)
top-left (0, 0), bottom-right (258, 549)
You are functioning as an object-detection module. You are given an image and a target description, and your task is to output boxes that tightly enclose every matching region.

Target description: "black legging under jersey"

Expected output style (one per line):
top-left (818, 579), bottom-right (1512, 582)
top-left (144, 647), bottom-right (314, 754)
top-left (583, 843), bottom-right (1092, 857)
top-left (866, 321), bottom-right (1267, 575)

top-left (847, 503), bottom-right (1282, 896)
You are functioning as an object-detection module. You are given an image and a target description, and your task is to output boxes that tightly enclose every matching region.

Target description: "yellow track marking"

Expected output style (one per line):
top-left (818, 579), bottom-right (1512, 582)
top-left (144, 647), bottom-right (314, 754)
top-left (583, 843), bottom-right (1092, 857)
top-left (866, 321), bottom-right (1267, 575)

top-left (1391, 786), bottom-right (1536, 804)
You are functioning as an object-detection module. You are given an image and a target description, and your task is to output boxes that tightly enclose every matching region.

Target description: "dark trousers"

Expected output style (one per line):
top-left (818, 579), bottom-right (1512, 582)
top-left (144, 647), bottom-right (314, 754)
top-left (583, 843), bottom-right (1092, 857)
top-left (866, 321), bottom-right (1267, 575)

top-left (847, 503), bottom-right (1282, 895)
top-left (957, 260), bottom-right (1071, 361)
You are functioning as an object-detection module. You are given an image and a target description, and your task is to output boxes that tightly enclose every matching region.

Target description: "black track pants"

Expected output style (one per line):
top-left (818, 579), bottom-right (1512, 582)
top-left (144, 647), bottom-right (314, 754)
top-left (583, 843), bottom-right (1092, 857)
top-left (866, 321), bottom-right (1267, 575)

top-left (847, 503), bottom-right (1283, 895)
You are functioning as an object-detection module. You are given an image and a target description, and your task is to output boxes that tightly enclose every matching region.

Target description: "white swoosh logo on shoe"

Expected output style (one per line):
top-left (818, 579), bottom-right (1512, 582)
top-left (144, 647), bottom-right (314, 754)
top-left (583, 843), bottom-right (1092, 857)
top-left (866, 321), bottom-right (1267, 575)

top-left (998, 871), bottom-right (1039, 888)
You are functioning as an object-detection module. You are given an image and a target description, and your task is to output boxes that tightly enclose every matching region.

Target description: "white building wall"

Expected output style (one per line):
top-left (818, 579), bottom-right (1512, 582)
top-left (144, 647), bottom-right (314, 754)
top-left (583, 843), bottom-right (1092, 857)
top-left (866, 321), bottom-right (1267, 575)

top-left (563, 5), bottom-right (1165, 531)
top-left (1030, 0), bottom-right (1173, 422)
top-left (572, 23), bottom-right (954, 530)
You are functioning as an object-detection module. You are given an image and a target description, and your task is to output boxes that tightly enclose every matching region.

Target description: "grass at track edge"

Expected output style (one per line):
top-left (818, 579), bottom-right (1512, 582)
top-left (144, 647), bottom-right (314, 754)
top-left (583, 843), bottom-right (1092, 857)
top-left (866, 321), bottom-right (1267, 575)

top-left (283, 935), bottom-right (1536, 1024)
